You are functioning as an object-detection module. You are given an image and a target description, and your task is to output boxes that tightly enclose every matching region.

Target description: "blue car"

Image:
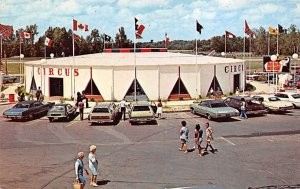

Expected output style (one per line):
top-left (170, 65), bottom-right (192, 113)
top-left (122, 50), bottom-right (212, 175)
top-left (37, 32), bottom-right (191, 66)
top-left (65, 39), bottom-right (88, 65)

top-left (3, 100), bottom-right (55, 120)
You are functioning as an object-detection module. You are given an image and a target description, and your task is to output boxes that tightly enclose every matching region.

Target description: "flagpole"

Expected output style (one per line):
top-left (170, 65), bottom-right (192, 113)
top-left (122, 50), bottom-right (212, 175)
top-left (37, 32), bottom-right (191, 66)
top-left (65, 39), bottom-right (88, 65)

top-left (19, 33), bottom-right (22, 83)
top-left (72, 20), bottom-right (75, 99)
top-left (225, 31), bottom-right (227, 56)
top-left (134, 18), bottom-right (137, 102)
top-left (243, 25), bottom-right (246, 95)
top-left (195, 37), bottom-right (198, 99)
top-left (276, 29), bottom-right (279, 55)
top-left (44, 42), bottom-right (46, 59)
top-left (268, 33), bottom-right (270, 55)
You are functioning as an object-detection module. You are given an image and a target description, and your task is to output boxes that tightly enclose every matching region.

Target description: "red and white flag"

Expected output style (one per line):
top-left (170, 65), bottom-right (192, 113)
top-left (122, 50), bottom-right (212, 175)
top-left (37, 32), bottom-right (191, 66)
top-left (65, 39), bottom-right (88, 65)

top-left (45, 37), bottom-right (52, 46)
top-left (165, 33), bottom-right (169, 47)
top-left (73, 19), bottom-right (88, 31)
top-left (21, 31), bottom-right (32, 39)
top-left (135, 18), bottom-right (145, 39)
top-left (225, 31), bottom-right (235, 38)
top-left (0, 24), bottom-right (13, 37)
top-left (244, 20), bottom-right (254, 36)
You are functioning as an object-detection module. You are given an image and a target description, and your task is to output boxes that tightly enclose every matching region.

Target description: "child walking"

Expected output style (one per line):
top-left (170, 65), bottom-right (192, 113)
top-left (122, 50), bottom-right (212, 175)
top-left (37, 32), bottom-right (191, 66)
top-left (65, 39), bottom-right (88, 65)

top-left (204, 122), bottom-right (216, 153)
top-left (179, 121), bottom-right (189, 153)
top-left (194, 124), bottom-right (204, 156)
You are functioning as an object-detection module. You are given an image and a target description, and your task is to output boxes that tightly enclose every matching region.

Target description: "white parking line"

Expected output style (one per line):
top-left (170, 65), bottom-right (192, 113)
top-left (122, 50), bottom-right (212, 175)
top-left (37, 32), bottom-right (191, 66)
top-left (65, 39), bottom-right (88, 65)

top-left (219, 137), bottom-right (236, 146)
top-left (66, 121), bottom-right (77, 127)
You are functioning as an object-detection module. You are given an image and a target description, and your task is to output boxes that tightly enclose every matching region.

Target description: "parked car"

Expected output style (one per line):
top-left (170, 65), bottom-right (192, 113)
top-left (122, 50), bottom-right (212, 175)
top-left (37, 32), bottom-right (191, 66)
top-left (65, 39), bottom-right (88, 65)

top-left (88, 103), bottom-right (118, 124)
top-left (128, 101), bottom-right (157, 124)
top-left (224, 96), bottom-right (267, 115)
top-left (274, 92), bottom-right (300, 108)
top-left (3, 100), bottom-right (55, 120)
top-left (2, 74), bottom-right (17, 84)
top-left (47, 103), bottom-right (77, 122)
top-left (252, 95), bottom-right (294, 113)
top-left (190, 100), bottom-right (239, 120)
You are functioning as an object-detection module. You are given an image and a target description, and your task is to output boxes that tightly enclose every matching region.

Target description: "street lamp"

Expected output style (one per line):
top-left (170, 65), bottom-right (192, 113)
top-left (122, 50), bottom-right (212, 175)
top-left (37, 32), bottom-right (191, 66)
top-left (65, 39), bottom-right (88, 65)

top-left (271, 54), bottom-right (277, 92)
top-left (20, 54), bottom-right (24, 83)
top-left (292, 53), bottom-right (299, 86)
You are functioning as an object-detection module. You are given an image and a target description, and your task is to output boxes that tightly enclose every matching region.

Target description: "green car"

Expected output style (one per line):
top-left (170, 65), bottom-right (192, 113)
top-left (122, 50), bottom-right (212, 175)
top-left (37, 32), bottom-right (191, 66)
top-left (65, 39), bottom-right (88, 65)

top-left (190, 100), bottom-right (239, 120)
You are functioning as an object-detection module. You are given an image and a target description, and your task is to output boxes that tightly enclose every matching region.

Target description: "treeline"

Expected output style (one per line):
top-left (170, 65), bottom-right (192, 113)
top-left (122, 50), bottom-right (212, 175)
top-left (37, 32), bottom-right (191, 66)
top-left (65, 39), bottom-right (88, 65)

top-left (1, 24), bottom-right (299, 58)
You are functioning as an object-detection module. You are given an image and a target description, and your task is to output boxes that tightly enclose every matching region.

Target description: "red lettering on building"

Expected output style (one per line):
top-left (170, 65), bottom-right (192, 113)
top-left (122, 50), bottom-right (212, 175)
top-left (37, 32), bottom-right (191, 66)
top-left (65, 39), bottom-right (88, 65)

top-left (65, 68), bottom-right (70, 76)
top-left (49, 68), bottom-right (54, 75)
top-left (74, 69), bottom-right (79, 76)
top-left (58, 68), bottom-right (62, 76)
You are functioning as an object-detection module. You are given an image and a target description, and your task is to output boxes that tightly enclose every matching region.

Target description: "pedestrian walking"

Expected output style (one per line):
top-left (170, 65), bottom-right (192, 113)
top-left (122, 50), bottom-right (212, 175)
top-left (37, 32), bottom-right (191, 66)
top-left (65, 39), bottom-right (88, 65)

top-left (194, 124), bottom-right (204, 156)
top-left (204, 122), bottom-right (215, 153)
top-left (89, 145), bottom-right (99, 187)
top-left (240, 98), bottom-right (248, 119)
top-left (156, 98), bottom-right (163, 119)
top-left (78, 101), bottom-right (84, 120)
top-left (120, 98), bottom-right (126, 121)
top-left (74, 152), bottom-right (89, 189)
top-left (35, 87), bottom-right (42, 101)
top-left (179, 120), bottom-right (189, 153)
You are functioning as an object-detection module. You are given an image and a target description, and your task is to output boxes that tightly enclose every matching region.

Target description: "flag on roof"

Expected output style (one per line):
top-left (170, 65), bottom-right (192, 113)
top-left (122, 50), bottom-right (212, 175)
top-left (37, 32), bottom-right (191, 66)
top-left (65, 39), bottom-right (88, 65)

top-left (45, 37), bottom-right (52, 46)
top-left (0, 24), bottom-right (13, 38)
top-left (278, 24), bottom-right (287, 34)
top-left (21, 31), bottom-right (32, 39)
top-left (104, 34), bottom-right (111, 42)
top-left (225, 31), bottom-right (235, 38)
top-left (135, 18), bottom-right (145, 39)
top-left (244, 20), bottom-right (254, 36)
top-left (268, 27), bottom-right (278, 35)
top-left (165, 33), bottom-right (169, 47)
top-left (196, 20), bottom-right (203, 34)
top-left (73, 19), bottom-right (88, 31)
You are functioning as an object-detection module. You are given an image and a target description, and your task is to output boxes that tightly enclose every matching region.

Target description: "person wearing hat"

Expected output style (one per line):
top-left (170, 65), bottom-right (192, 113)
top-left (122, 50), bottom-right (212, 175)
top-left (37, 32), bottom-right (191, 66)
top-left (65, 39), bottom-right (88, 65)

top-left (88, 145), bottom-right (99, 187)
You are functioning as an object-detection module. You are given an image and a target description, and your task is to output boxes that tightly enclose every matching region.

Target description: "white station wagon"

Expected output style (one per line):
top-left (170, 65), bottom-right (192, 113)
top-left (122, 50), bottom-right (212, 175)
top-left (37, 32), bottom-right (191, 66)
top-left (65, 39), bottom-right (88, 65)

top-left (274, 92), bottom-right (300, 108)
top-left (252, 95), bottom-right (294, 113)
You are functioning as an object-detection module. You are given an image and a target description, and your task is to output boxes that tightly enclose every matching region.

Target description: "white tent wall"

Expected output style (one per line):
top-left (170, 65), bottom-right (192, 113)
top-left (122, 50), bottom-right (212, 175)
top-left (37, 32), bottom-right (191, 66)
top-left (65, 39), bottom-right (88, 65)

top-left (113, 66), bottom-right (135, 100)
top-left (199, 64), bottom-right (215, 96)
top-left (92, 66), bottom-right (113, 100)
top-left (159, 65), bottom-right (179, 100)
top-left (73, 67), bottom-right (90, 98)
top-left (136, 65), bottom-right (159, 100)
top-left (216, 64), bottom-right (230, 94)
top-left (180, 65), bottom-right (198, 98)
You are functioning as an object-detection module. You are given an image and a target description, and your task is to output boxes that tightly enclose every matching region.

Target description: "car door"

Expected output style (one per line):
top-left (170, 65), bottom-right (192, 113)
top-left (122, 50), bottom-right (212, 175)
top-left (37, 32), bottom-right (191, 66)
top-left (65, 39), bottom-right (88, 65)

top-left (196, 101), bottom-right (207, 115)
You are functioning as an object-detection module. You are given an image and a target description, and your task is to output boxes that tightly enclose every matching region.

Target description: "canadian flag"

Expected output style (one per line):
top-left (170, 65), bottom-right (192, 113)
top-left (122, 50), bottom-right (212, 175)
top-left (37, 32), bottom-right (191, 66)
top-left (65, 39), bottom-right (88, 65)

top-left (73, 19), bottom-right (88, 31)
top-left (45, 37), bottom-right (52, 46)
top-left (21, 31), bottom-right (32, 39)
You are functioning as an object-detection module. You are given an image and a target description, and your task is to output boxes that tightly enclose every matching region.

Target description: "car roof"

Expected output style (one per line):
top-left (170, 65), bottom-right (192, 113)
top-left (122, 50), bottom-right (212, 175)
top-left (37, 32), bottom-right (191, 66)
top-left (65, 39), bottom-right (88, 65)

top-left (54, 103), bottom-right (70, 106)
top-left (131, 101), bottom-right (150, 106)
top-left (227, 96), bottom-right (252, 100)
top-left (275, 92), bottom-right (298, 95)
top-left (18, 100), bottom-right (36, 105)
top-left (201, 100), bottom-right (225, 104)
top-left (93, 103), bottom-right (113, 108)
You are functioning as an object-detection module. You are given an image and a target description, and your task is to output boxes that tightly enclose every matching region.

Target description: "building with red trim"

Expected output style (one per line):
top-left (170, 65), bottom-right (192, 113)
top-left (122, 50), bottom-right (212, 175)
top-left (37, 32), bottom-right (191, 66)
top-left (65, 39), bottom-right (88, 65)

top-left (24, 48), bottom-right (244, 101)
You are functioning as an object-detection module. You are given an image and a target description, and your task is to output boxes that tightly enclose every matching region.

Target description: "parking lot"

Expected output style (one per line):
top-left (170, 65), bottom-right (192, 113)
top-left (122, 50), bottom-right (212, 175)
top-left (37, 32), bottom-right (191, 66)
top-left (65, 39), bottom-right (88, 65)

top-left (0, 104), bottom-right (300, 189)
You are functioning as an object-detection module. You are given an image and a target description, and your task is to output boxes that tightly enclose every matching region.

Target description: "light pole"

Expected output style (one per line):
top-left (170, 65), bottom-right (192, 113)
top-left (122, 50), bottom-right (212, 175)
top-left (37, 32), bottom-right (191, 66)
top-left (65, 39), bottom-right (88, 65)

top-left (20, 54), bottom-right (24, 83)
top-left (40, 59), bottom-right (46, 97)
top-left (292, 53), bottom-right (299, 86)
top-left (271, 54), bottom-right (277, 92)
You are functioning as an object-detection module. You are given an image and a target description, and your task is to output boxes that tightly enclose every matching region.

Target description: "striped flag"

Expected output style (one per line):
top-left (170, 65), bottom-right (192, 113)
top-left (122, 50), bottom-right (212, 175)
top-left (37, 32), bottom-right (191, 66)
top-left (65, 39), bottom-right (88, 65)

top-left (0, 24), bottom-right (13, 38)
top-left (244, 20), bottom-right (254, 36)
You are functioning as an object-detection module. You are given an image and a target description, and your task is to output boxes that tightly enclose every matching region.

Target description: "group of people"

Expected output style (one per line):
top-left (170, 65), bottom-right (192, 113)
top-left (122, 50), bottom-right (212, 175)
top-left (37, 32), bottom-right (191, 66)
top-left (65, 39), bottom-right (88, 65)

top-left (76, 91), bottom-right (89, 120)
top-left (179, 121), bottom-right (216, 156)
top-left (75, 145), bottom-right (99, 188)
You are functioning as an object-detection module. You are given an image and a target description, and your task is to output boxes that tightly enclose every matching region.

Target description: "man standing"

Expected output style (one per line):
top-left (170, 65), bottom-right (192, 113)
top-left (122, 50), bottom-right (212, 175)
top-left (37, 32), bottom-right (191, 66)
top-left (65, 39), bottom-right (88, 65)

top-left (120, 98), bottom-right (126, 121)
top-left (240, 98), bottom-right (248, 119)
top-left (36, 87), bottom-right (42, 101)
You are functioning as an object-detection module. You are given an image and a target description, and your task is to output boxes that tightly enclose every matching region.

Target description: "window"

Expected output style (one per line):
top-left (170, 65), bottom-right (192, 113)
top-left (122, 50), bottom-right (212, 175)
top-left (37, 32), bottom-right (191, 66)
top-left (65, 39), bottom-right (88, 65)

top-left (92, 108), bottom-right (109, 113)
top-left (133, 106), bottom-right (150, 111)
top-left (211, 102), bottom-right (228, 108)
top-left (291, 94), bottom-right (300, 99)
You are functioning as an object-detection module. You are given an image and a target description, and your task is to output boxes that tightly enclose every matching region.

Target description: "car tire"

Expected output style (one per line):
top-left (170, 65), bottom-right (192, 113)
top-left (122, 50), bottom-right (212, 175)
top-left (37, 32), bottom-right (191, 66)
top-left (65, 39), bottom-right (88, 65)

top-left (49, 118), bottom-right (53, 122)
top-left (191, 108), bottom-right (195, 114)
top-left (28, 114), bottom-right (34, 120)
top-left (207, 114), bottom-right (212, 120)
top-left (266, 108), bottom-right (271, 113)
top-left (66, 115), bottom-right (70, 121)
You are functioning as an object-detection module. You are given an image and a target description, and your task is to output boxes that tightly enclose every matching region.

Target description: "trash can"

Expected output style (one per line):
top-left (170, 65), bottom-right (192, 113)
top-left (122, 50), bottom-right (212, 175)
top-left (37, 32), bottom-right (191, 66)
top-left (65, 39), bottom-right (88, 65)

top-left (9, 94), bottom-right (15, 103)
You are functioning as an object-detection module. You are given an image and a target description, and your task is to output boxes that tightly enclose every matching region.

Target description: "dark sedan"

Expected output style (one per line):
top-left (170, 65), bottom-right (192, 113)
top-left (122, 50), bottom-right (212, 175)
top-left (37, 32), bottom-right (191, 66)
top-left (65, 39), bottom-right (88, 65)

top-left (224, 96), bottom-right (267, 115)
top-left (3, 100), bottom-right (55, 120)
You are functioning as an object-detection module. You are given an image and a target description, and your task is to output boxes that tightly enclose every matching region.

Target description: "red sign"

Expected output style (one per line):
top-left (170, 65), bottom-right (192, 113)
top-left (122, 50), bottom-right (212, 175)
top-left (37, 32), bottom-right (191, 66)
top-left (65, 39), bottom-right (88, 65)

top-left (37, 68), bottom-right (79, 77)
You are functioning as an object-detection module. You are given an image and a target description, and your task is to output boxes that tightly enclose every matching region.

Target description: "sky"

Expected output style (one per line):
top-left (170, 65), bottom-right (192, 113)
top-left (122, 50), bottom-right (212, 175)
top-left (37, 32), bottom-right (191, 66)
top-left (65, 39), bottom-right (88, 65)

top-left (0, 0), bottom-right (300, 42)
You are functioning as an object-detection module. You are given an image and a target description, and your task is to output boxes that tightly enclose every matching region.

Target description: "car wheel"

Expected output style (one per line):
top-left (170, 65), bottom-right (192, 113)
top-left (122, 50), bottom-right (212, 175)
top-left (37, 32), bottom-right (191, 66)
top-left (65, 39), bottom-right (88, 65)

top-left (49, 118), bottom-right (53, 122)
top-left (66, 115), bottom-right (70, 121)
top-left (191, 108), bottom-right (195, 114)
top-left (266, 108), bottom-right (271, 113)
top-left (292, 103), bottom-right (297, 109)
top-left (28, 114), bottom-right (34, 120)
top-left (207, 114), bottom-right (212, 120)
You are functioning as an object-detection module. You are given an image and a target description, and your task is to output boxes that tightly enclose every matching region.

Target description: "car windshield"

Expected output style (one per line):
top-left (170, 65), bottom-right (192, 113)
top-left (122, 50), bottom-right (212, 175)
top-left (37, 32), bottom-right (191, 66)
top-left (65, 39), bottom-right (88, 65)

top-left (268, 97), bottom-right (280, 101)
top-left (210, 102), bottom-right (228, 108)
top-left (133, 106), bottom-right (150, 111)
top-left (93, 108), bottom-right (109, 113)
top-left (51, 106), bottom-right (65, 111)
top-left (248, 100), bottom-right (261, 105)
top-left (14, 104), bottom-right (30, 108)
top-left (291, 94), bottom-right (300, 99)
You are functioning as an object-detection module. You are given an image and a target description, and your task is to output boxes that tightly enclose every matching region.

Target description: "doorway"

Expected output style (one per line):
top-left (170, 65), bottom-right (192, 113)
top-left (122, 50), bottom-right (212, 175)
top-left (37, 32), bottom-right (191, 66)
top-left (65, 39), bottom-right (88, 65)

top-left (49, 77), bottom-right (63, 96)
top-left (233, 74), bottom-right (240, 92)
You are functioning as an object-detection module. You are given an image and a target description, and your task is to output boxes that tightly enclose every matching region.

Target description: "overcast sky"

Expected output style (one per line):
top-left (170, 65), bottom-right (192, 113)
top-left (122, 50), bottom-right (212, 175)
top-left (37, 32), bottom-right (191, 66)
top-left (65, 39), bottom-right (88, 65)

top-left (1, 0), bottom-right (299, 42)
